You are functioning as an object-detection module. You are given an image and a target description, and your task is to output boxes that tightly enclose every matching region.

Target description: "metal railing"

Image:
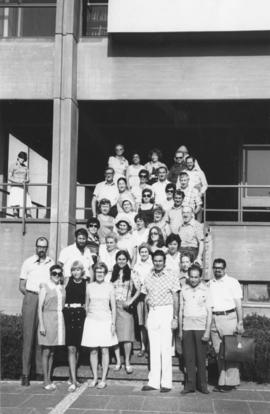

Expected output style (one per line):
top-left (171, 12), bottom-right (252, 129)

top-left (0, 2), bottom-right (56, 38)
top-left (82, 2), bottom-right (108, 37)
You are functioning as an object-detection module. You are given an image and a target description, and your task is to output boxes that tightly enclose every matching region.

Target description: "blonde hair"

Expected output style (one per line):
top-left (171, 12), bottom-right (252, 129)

top-left (70, 260), bottom-right (85, 276)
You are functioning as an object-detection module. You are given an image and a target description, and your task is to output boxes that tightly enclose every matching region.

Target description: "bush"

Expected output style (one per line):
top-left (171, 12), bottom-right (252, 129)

top-left (241, 314), bottom-right (270, 383)
top-left (0, 313), bottom-right (23, 379)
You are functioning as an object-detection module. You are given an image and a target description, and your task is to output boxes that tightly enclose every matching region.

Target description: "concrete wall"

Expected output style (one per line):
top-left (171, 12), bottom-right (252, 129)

top-left (0, 39), bottom-right (54, 99)
top-left (77, 39), bottom-right (270, 100)
top-left (0, 222), bottom-right (50, 315)
top-left (108, 0), bottom-right (270, 33)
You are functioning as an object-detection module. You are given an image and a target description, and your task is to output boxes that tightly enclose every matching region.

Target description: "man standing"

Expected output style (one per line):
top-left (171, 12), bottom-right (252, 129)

top-left (166, 189), bottom-right (185, 235)
top-left (179, 172), bottom-right (202, 216)
top-left (179, 206), bottom-right (204, 265)
top-left (91, 167), bottom-right (119, 217)
top-left (19, 237), bottom-right (54, 386)
top-left (141, 250), bottom-right (180, 392)
top-left (183, 156), bottom-right (208, 196)
top-left (58, 228), bottom-right (93, 280)
top-left (167, 151), bottom-right (186, 185)
top-left (152, 166), bottom-right (171, 206)
top-left (209, 258), bottom-right (244, 392)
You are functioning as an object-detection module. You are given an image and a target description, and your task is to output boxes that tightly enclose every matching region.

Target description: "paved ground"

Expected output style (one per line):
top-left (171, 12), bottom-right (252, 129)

top-left (1, 380), bottom-right (270, 414)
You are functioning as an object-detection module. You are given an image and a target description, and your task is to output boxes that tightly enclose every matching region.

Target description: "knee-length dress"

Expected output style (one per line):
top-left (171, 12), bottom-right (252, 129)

top-left (63, 277), bottom-right (87, 347)
top-left (38, 282), bottom-right (65, 346)
top-left (81, 282), bottom-right (118, 348)
top-left (113, 278), bottom-right (135, 342)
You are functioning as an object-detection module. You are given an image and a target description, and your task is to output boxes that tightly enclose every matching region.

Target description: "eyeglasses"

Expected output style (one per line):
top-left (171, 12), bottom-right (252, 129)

top-left (176, 156), bottom-right (183, 160)
top-left (89, 224), bottom-right (98, 228)
top-left (143, 194), bottom-right (151, 197)
top-left (51, 271), bottom-right (62, 277)
top-left (166, 189), bottom-right (174, 193)
top-left (36, 245), bottom-right (48, 249)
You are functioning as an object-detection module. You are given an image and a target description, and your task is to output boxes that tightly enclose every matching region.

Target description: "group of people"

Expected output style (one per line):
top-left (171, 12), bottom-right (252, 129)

top-left (19, 144), bottom-right (243, 395)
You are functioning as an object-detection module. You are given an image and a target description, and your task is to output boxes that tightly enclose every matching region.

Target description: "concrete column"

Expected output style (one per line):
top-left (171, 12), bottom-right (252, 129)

top-left (0, 104), bottom-right (8, 215)
top-left (50, 0), bottom-right (81, 260)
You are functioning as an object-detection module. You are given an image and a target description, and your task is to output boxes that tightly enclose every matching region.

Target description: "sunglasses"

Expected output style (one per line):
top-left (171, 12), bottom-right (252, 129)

top-left (51, 271), bottom-right (62, 277)
top-left (143, 194), bottom-right (151, 197)
top-left (166, 189), bottom-right (174, 193)
top-left (89, 224), bottom-right (98, 228)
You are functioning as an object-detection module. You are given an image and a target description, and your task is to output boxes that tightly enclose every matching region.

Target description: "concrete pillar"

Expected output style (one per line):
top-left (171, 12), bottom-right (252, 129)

top-left (0, 104), bottom-right (9, 216)
top-left (50, 0), bottom-right (81, 260)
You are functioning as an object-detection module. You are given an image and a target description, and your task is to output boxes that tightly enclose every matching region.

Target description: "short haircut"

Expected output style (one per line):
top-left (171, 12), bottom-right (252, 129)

top-left (134, 213), bottom-right (146, 223)
top-left (186, 155), bottom-right (195, 163)
top-left (99, 198), bottom-right (111, 207)
top-left (174, 189), bottom-right (185, 199)
top-left (181, 253), bottom-right (193, 262)
top-left (139, 169), bottom-right (149, 178)
top-left (165, 183), bottom-right (176, 193)
top-left (18, 151), bottom-right (27, 161)
top-left (117, 177), bottom-right (127, 185)
top-left (50, 264), bottom-right (62, 274)
top-left (138, 243), bottom-right (151, 253)
top-left (93, 261), bottom-right (108, 278)
top-left (179, 171), bottom-right (189, 178)
top-left (148, 148), bottom-right (162, 161)
top-left (142, 188), bottom-right (153, 197)
top-left (86, 217), bottom-right (100, 229)
top-left (188, 264), bottom-right (203, 277)
top-left (166, 233), bottom-right (181, 247)
top-left (36, 236), bottom-right (49, 247)
top-left (105, 167), bottom-right (114, 174)
top-left (213, 258), bottom-right (227, 269)
top-left (158, 165), bottom-right (168, 173)
top-left (75, 228), bottom-right (88, 238)
top-left (105, 232), bottom-right (118, 243)
top-left (122, 199), bottom-right (132, 207)
top-left (152, 249), bottom-right (166, 262)
top-left (70, 260), bottom-right (85, 275)
top-left (153, 205), bottom-right (165, 217)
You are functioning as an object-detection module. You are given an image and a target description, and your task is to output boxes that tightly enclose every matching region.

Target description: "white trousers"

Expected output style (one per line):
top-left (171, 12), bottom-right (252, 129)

top-left (147, 305), bottom-right (173, 389)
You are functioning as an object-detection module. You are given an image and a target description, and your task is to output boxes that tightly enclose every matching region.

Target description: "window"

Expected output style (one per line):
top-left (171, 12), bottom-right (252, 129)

top-left (82, 1), bottom-right (108, 37)
top-left (247, 283), bottom-right (270, 303)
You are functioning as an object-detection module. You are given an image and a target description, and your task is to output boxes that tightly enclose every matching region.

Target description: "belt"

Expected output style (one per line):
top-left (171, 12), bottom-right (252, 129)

top-left (64, 303), bottom-right (83, 308)
top-left (26, 290), bottom-right (38, 295)
top-left (213, 308), bottom-right (236, 316)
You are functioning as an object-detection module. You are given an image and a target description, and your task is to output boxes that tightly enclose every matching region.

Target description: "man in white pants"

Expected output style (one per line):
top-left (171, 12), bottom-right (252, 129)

top-left (141, 250), bottom-right (180, 392)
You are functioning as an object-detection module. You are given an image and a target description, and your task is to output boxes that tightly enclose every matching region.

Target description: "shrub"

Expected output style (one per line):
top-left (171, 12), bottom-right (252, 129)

top-left (0, 313), bottom-right (23, 379)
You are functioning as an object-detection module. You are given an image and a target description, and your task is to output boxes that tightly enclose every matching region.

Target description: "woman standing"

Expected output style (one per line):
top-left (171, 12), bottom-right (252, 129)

top-left (86, 218), bottom-right (100, 264)
top-left (126, 152), bottom-right (144, 189)
top-left (63, 261), bottom-right (87, 392)
top-left (148, 205), bottom-right (168, 239)
top-left (111, 250), bottom-right (140, 374)
top-left (116, 177), bottom-right (135, 213)
top-left (81, 262), bottom-right (118, 389)
top-left (147, 226), bottom-right (167, 255)
top-left (144, 148), bottom-right (166, 184)
top-left (115, 219), bottom-right (135, 261)
top-left (138, 188), bottom-right (155, 225)
top-left (38, 265), bottom-right (65, 390)
top-left (8, 151), bottom-right (32, 218)
top-left (165, 234), bottom-right (181, 280)
top-left (108, 144), bottom-right (129, 182)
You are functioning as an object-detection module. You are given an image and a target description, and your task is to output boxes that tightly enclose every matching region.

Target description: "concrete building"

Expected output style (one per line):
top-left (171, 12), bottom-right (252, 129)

top-left (0, 0), bottom-right (270, 314)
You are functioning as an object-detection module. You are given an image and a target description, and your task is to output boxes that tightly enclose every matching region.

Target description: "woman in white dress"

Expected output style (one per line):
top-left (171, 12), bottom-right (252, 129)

top-left (98, 233), bottom-right (119, 282)
top-left (108, 144), bottom-right (129, 183)
top-left (81, 262), bottom-right (118, 389)
top-left (8, 151), bottom-right (32, 217)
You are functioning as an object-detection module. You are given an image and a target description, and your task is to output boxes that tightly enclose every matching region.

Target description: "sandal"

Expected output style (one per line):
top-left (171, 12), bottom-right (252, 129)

top-left (125, 365), bottom-right (133, 374)
top-left (68, 383), bottom-right (76, 392)
top-left (43, 383), bottom-right (56, 391)
top-left (97, 381), bottom-right (107, 389)
top-left (113, 364), bottom-right (122, 371)
top-left (88, 379), bottom-right (98, 388)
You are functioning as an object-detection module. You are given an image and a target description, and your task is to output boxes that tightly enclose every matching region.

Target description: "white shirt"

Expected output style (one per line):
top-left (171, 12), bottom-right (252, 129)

top-left (131, 184), bottom-right (152, 204)
top-left (20, 255), bottom-right (54, 293)
top-left (183, 167), bottom-right (208, 195)
top-left (58, 243), bottom-right (93, 278)
top-left (93, 181), bottom-right (119, 206)
top-left (98, 244), bottom-right (119, 283)
top-left (165, 252), bottom-right (181, 279)
top-left (117, 233), bottom-right (135, 259)
top-left (152, 180), bottom-right (170, 206)
top-left (132, 228), bottom-right (149, 247)
top-left (209, 274), bottom-right (243, 312)
top-left (133, 257), bottom-right (153, 286)
top-left (126, 164), bottom-right (144, 189)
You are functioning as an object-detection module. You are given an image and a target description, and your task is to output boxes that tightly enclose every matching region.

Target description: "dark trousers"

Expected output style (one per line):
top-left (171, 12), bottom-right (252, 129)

top-left (22, 292), bottom-right (42, 376)
top-left (183, 330), bottom-right (208, 391)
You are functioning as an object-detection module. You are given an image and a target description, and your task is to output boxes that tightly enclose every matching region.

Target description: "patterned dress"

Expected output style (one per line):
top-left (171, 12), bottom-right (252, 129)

top-left (38, 282), bottom-right (65, 346)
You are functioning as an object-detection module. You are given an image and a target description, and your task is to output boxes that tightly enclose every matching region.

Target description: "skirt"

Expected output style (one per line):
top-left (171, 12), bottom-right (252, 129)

top-left (8, 187), bottom-right (32, 208)
top-left (116, 301), bottom-right (135, 342)
top-left (63, 307), bottom-right (86, 347)
top-left (38, 310), bottom-right (65, 347)
top-left (81, 315), bottom-right (118, 348)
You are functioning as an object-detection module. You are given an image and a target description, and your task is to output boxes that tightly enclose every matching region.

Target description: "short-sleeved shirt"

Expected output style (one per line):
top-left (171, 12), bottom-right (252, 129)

top-left (166, 205), bottom-right (183, 234)
top-left (152, 180), bottom-right (171, 206)
top-left (183, 167), bottom-right (208, 195)
top-left (181, 282), bottom-right (213, 330)
top-left (142, 268), bottom-right (180, 307)
top-left (209, 274), bottom-right (243, 312)
top-left (20, 255), bottom-right (54, 293)
top-left (93, 181), bottom-right (119, 206)
top-left (165, 252), bottom-right (181, 280)
top-left (179, 219), bottom-right (204, 248)
top-left (181, 185), bottom-right (202, 211)
top-left (58, 243), bottom-right (93, 278)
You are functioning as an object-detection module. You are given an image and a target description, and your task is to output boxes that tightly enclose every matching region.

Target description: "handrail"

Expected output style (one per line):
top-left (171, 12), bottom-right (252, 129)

top-left (0, 3), bottom-right (56, 8)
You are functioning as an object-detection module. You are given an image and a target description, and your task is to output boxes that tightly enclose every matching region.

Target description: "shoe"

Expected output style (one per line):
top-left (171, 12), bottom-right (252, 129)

top-left (137, 350), bottom-right (145, 357)
top-left (68, 384), bottom-right (76, 392)
top-left (88, 379), bottom-right (98, 388)
top-left (43, 383), bottom-right (55, 391)
top-left (213, 386), bottom-right (225, 393)
top-left (113, 364), bottom-right (122, 371)
top-left (125, 365), bottom-right (133, 374)
top-left (97, 381), bottom-right (107, 389)
top-left (141, 385), bottom-right (158, 391)
top-left (198, 388), bottom-right (210, 394)
top-left (21, 375), bottom-right (30, 386)
top-left (160, 387), bottom-right (171, 393)
top-left (181, 388), bottom-right (195, 395)
top-left (50, 383), bottom-right (56, 390)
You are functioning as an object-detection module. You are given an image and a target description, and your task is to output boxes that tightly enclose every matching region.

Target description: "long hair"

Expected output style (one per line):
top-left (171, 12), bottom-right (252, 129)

top-left (111, 250), bottom-right (131, 283)
top-left (147, 226), bottom-right (165, 247)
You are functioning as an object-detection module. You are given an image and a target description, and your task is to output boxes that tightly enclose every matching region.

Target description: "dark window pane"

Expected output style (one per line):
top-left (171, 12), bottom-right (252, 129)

top-left (247, 284), bottom-right (270, 302)
top-left (21, 7), bottom-right (55, 36)
top-left (84, 4), bottom-right (108, 36)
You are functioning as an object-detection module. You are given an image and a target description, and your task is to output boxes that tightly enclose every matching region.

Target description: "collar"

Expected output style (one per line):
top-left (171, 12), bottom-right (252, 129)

top-left (104, 181), bottom-right (116, 186)
top-left (33, 255), bottom-right (52, 264)
top-left (152, 269), bottom-right (167, 278)
top-left (172, 205), bottom-right (182, 210)
top-left (212, 274), bottom-right (228, 283)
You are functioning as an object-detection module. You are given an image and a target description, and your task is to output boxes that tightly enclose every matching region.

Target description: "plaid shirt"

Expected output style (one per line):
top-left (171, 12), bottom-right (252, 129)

top-left (181, 185), bottom-right (202, 211)
top-left (142, 268), bottom-right (180, 307)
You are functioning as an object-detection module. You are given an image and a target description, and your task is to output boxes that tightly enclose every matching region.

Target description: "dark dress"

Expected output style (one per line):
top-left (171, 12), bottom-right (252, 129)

top-left (138, 205), bottom-right (154, 225)
top-left (63, 277), bottom-right (87, 346)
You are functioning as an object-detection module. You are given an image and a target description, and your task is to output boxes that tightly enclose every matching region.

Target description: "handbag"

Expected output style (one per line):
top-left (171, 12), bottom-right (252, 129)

top-left (220, 334), bottom-right (255, 363)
